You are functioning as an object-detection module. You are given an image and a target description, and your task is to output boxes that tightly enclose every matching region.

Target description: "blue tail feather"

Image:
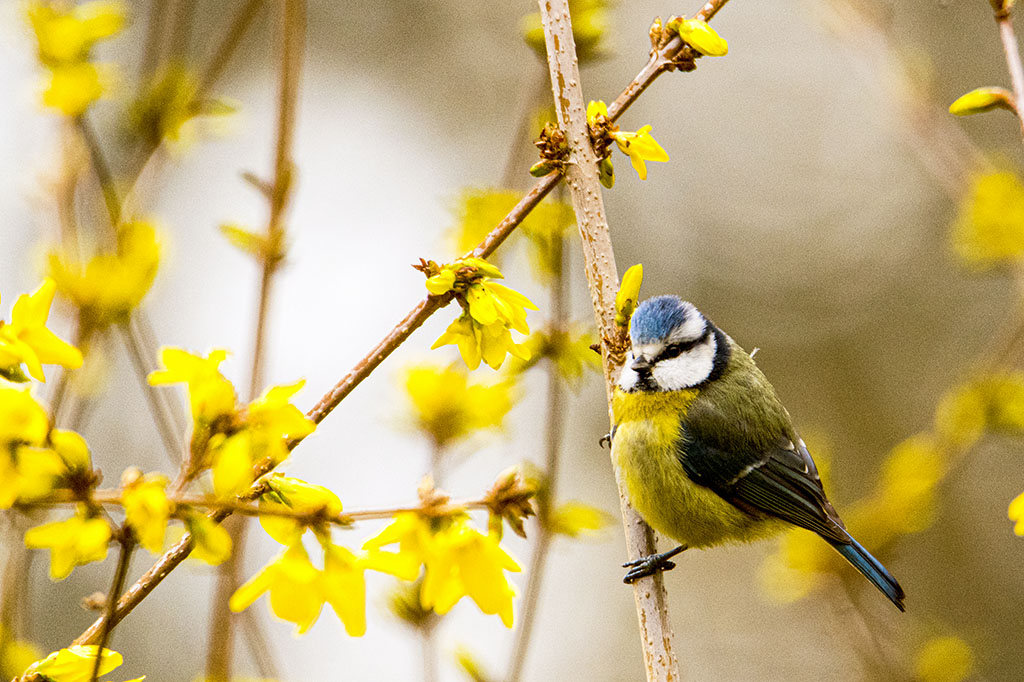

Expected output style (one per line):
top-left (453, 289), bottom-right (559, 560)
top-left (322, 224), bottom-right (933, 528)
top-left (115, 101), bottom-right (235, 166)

top-left (827, 536), bottom-right (906, 611)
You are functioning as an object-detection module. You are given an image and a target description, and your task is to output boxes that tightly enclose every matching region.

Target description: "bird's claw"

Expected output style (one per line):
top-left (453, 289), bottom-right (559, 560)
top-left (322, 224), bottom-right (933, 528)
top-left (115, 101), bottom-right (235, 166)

top-left (599, 433), bottom-right (612, 449)
top-left (621, 546), bottom-right (686, 583)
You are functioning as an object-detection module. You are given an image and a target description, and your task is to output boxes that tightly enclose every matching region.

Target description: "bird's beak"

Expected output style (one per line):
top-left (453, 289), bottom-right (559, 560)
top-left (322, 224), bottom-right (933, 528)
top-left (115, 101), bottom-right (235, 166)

top-left (631, 355), bottom-right (652, 373)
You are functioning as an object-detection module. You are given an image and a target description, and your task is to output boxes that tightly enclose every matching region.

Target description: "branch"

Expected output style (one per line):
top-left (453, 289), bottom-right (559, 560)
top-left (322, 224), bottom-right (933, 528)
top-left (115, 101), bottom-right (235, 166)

top-left (994, 1), bottom-right (1024, 141)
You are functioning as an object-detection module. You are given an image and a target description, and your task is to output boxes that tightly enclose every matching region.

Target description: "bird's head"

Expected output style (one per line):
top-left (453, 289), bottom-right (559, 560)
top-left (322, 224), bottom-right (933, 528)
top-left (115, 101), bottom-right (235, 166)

top-left (618, 295), bottom-right (728, 392)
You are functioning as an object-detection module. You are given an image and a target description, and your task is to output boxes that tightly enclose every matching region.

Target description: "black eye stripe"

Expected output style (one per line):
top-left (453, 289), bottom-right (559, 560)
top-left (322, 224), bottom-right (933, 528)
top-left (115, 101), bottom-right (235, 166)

top-left (657, 326), bottom-right (710, 361)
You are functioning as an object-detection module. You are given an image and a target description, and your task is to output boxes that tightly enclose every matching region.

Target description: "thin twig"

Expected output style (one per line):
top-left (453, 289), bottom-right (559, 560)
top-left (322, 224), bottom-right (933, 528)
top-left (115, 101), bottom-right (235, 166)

top-left (198, 0), bottom-right (267, 97)
top-left (208, 1), bottom-right (304, 674)
top-left (506, 216), bottom-right (568, 682)
top-left (994, 2), bottom-right (1024, 141)
top-left (67, 0), bottom-right (736, 647)
top-left (118, 322), bottom-right (184, 464)
top-left (75, 117), bottom-right (121, 228)
top-left (89, 537), bottom-right (134, 682)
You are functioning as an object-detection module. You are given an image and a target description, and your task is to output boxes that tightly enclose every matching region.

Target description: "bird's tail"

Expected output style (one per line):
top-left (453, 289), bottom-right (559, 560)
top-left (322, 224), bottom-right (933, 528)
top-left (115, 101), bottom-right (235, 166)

top-left (826, 535), bottom-right (906, 611)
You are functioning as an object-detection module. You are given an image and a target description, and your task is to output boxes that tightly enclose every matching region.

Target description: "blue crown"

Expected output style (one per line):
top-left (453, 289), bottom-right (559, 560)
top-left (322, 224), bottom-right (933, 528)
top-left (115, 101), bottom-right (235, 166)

top-left (630, 295), bottom-right (691, 344)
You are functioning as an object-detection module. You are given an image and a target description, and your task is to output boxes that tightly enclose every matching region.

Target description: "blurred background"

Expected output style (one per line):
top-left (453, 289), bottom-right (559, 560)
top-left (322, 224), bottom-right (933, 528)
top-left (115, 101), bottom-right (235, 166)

top-left (1, 0), bottom-right (1023, 680)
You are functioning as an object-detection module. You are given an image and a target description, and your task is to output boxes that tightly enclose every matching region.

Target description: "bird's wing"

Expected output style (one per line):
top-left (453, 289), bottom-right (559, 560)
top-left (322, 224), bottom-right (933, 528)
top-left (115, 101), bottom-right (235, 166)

top-left (678, 399), bottom-right (848, 542)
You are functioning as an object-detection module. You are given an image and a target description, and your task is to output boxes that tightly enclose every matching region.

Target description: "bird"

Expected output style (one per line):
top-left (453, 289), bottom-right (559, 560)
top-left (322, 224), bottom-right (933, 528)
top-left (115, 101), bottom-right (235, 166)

top-left (611, 294), bottom-right (905, 611)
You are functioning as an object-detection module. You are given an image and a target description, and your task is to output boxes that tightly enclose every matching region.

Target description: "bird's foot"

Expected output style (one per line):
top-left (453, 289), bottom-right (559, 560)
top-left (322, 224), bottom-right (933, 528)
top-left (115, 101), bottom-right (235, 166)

top-left (622, 545), bottom-right (687, 584)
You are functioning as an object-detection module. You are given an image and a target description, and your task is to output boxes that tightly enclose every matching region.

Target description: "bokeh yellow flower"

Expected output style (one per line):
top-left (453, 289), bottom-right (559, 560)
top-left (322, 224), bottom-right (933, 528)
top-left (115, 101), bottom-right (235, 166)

top-left (24, 512), bottom-right (111, 580)
top-left (547, 501), bottom-right (612, 537)
top-left (915, 635), bottom-right (974, 682)
top-left (148, 347), bottom-right (236, 424)
top-left (0, 445), bottom-right (67, 508)
top-left (230, 543), bottom-right (324, 634)
top-left (0, 278), bottom-right (83, 382)
top-left (185, 513), bottom-right (233, 565)
top-left (0, 383), bottom-right (50, 446)
top-left (26, 0), bottom-right (125, 116)
top-left (403, 363), bottom-right (515, 449)
top-left (521, 0), bottom-right (609, 63)
top-left (48, 220), bottom-right (160, 327)
top-left (1008, 492), bottom-right (1024, 535)
top-left (952, 171), bottom-right (1024, 268)
top-left (122, 472), bottom-right (172, 553)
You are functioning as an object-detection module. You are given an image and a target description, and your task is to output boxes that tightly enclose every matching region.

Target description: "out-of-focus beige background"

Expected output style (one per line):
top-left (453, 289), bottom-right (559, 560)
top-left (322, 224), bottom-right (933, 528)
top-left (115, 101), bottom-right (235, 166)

top-left (2, 0), bottom-right (1023, 680)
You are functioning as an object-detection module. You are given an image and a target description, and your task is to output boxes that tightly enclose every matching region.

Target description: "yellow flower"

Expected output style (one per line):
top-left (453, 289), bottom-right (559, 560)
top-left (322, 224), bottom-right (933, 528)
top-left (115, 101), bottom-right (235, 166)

top-left (27, 1), bottom-right (125, 66)
top-left (426, 259), bottom-right (537, 371)
top-left (185, 513), bottom-right (233, 565)
top-left (258, 473), bottom-right (343, 545)
top-left (587, 101), bottom-right (669, 181)
top-left (364, 513), bottom-right (519, 626)
top-left (674, 17), bottom-right (729, 57)
top-left (915, 636), bottom-right (974, 682)
top-left (21, 645), bottom-right (122, 682)
top-left (1009, 491), bottom-right (1024, 535)
top-left (979, 373), bottom-right (1024, 432)
top-left (758, 528), bottom-right (833, 603)
top-left (952, 171), bottom-right (1024, 268)
top-left (322, 543), bottom-right (367, 637)
top-left (210, 431), bottom-right (254, 499)
top-left (934, 382), bottom-right (987, 450)
top-left (362, 512), bottom-right (435, 581)
top-left (875, 435), bottom-right (945, 535)
top-left (48, 220), bottom-right (160, 326)
top-left (0, 383), bottom-right (50, 445)
top-left (230, 543), bottom-right (325, 634)
top-left (949, 87), bottom-right (1014, 116)
top-left (547, 501), bottom-right (611, 537)
top-left (123, 472), bottom-right (172, 553)
top-left (513, 327), bottom-right (600, 388)
top-left (245, 380), bottom-right (316, 463)
top-left (615, 263), bottom-right (643, 328)
top-left (403, 363), bottom-right (515, 448)
top-left (148, 347), bottom-right (237, 424)
top-left (421, 521), bottom-right (520, 627)
top-left (26, 1), bottom-right (124, 117)
top-left (0, 445), bottom-right (67, 508)
top-left (609, 126), bottom-right (669, 181)
top-left (50, 428), bottom-right (92, 472)
top-left (24, 512), bottom-right (111, 580)
top-left (0, 279), bottom-right (83, 382)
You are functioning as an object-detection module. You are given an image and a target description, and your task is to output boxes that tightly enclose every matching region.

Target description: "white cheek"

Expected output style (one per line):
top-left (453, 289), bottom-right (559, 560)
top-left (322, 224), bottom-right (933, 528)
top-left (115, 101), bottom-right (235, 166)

top-left (617, 355), bottom-right (639, 390)
top-left (652, 338), bottom-right (716, 390)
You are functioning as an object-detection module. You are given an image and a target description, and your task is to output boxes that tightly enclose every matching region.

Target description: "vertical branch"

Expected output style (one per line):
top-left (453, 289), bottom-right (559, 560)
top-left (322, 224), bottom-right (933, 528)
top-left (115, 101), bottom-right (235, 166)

top-left (994, 1), bottom-right (1024, 141)
top-left (536, 3), bottom-right (680, 682)
top-left (118, 322), bottom-right (184, 464)
top-left (506, 230), bottom-right (567, 682)
top-left (206, 1), bottom-right (305, 679)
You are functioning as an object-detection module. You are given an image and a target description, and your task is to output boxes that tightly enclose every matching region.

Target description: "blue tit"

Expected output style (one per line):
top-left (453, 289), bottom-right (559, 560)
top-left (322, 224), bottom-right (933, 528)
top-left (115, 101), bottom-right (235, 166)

top-left (611, 295), bottom-right (905, 611)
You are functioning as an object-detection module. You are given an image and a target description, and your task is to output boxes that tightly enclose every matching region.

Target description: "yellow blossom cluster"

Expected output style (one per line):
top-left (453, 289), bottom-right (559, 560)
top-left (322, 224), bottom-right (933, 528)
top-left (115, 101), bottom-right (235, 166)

top-left (48, 220), bottom-right (161, 328)
top-left (363, 511), bottom-right (521, 627)
top-left (509, 326), bottom-right (600, 388)
top-left (915, 635), bottom-right (975, 682)
top-left (147, 347), bottom-right (316, 498)
top-left (0, 279), bottom-right (83, 383)
top-left (128, 62), bottom-right (235, 150)
top-left (19, 645), bottom-right (142, 682)
top-left (26, 1), bottom-right (125, 116)
top-left (403, 363), bottom-right (515, 449)
top-left (0, 384), bottom-right (88, 513)
top-left (586, 101), bottom-right (669, 188)
top-left (423, 257), bottom-right (538, 370)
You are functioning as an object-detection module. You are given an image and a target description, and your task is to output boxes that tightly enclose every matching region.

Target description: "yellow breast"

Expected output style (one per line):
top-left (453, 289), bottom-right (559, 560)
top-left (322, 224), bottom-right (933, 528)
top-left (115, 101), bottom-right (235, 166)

top-left (612, 388), bottom-right (781, 548)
